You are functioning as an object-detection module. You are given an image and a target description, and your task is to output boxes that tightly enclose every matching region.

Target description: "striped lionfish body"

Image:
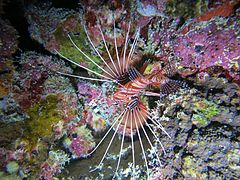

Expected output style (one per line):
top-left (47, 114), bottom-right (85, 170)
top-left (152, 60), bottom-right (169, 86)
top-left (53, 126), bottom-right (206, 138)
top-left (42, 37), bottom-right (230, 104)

top-left (55, 15), bottom-right (186, 178)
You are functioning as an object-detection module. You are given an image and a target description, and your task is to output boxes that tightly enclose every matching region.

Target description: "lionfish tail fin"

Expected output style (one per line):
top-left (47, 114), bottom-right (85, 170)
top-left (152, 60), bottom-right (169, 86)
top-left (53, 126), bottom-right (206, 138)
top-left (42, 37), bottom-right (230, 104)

top-left (160, 79), bottom-right (187, 98)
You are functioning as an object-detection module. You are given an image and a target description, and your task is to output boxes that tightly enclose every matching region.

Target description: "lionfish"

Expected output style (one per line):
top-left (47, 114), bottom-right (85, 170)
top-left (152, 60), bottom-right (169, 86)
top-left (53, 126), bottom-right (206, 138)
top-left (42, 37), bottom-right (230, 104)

top-left (55, 16), bottom-right (186, 178)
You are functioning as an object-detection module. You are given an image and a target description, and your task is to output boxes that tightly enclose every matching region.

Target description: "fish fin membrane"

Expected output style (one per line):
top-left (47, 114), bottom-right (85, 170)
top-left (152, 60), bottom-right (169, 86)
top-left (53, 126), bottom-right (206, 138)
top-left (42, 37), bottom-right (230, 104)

top-left (160, 79), bottom-right (187, 97)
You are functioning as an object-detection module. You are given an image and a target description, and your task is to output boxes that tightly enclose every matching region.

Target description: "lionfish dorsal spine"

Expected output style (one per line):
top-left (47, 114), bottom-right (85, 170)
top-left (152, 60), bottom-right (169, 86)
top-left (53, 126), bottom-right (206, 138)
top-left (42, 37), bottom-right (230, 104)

top-left (83, 24), bottom-right (118, 79)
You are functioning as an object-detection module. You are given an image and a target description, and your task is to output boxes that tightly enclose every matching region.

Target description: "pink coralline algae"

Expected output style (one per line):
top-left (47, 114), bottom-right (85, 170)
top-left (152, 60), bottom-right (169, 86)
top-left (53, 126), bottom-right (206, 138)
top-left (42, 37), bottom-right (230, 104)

top-left (69, 135), bottom-right (91, 157)
top-left (63, 125), bottom-right (95, 159)
top-left (12, 51), bottom-right (68, 111)
top-left (38, 150), bottom-right (70, 180)
top-left (173, 16), bottom-right (240, 84)
top-left (77, 81), bottom-right (101, 103)
top-left (77, 81), bottom-right (120, 133)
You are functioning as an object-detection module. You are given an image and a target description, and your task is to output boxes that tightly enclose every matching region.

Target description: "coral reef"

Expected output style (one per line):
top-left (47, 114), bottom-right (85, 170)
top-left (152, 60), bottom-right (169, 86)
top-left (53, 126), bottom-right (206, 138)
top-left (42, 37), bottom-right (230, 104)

top-left (78, 81), bottom-right (120, 133)
top-left (0, 19), bottom-right (18, 57)
top-left (0, 0), bottom-right (239, 179)
top-left (25, 2), bottom-right (104, 74)
top-left (25, 2), bottom-right (75, 52)
top-left (23, 94), bottom-right (61, 144)
top-left (149, 76), bottom-right (240, 179)
top-left (63, 125), bottom-right (95, 159)
top-left (0, 50), bottom-right (87, 178)
top-left (174, 16), bottom-right (240, 84)
top-left (38, 150), bottom-right (70, 179)
top-left (191, 99), bottom-right (221, 128)
top-left (182, 127), bottom-right (240, 179)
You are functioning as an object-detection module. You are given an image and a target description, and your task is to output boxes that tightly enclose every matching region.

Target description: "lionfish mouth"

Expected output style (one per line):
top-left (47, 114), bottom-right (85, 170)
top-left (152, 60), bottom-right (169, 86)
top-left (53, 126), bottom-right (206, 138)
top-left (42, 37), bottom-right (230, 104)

top-left (54, 14), bottom-right (185, 178)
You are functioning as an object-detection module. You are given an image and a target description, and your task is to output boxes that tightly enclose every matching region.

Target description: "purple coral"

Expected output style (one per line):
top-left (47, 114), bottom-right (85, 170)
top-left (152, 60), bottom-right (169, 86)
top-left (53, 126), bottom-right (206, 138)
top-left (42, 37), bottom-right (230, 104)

top-left (173, 16), bottom-right (240, 83)
top-left (63, 125), bottom-right (95, 159)
top-left (69, 136), bottom-right (91, 158)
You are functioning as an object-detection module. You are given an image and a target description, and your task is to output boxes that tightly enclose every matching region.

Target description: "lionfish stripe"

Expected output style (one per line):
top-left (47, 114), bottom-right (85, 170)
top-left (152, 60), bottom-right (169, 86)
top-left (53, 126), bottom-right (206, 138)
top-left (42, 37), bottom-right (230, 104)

top-left (128, 67), bottom-right (140, 81)
top-left (127, 96), bottom-right (139, 109)
top-left (133, 111), bottom-right (149, 178)
top-left (130, 77), bottom-right (150, 90)
top-left (136, 109), bottom-right (162, 166)
top-left (90, 109), bottom-right (128, 172)
top-left (98, 24), bottom-right (121, 77)
top-left (83, 25), bottom-right (118, 78)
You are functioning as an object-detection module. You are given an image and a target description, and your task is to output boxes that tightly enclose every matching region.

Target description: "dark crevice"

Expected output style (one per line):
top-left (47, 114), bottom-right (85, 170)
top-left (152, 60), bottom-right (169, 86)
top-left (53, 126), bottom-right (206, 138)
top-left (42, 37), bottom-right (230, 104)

top-left (207, 166), bottom-right (225, 178)
top-left (199, 121), bottom-right (239, 140)
top-left (2, 0), bottom-right (52, 56)
top-left (52, 0), bottom-right (79, 9)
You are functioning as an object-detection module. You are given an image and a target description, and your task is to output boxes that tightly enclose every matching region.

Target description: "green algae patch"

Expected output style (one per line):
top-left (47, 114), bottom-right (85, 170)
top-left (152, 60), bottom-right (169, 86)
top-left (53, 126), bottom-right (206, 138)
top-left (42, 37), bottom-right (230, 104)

top-left (182, 156), bottom-right (208, 179)
top-left (0, 171), bottom-right (22, 180)
top-left (165, 0), bottom-right (208, 19)
top-left (54, 15), bottom-right (102, 75)
top-left (227, 149), bottom-right (240, 171)
top-left (23, 94), bottom-right (61, 145)
top-left (192, 99), bottom-right (221, 127)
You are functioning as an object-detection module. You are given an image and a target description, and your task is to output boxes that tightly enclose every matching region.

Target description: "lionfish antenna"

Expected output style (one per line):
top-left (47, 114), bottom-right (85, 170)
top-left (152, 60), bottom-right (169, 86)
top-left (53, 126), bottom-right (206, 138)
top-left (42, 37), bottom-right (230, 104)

top-left (130, 108), bottom-right (136, 178)
top-left (136, 108), bottom-right (163, 165)
top-left (143, 91), bottom-right (163, 97)
top-left (143, 108), bottom-right (171, 139)
top-left (87, 110), bottom-right (126, 157)
top-left (144, 119), bottom-right (167, 155)
top-left (113, 111), bottom-right (129, 178)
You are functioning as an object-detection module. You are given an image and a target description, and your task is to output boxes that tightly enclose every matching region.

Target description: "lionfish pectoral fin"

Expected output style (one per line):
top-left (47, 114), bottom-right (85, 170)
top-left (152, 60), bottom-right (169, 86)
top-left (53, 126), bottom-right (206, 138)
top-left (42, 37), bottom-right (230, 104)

top-left (162, 62), bottom-right (178, 78)
top-left (160, 79), bottom-right (187, 98)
